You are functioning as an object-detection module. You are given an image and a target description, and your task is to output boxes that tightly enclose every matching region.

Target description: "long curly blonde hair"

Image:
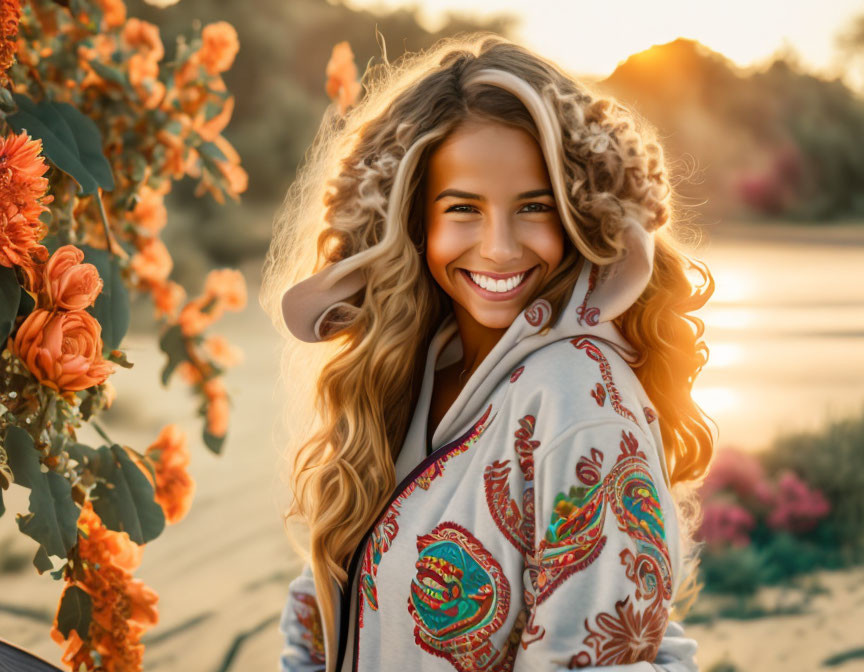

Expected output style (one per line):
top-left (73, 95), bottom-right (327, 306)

top-left (260, 31), bottom-right (715, 664)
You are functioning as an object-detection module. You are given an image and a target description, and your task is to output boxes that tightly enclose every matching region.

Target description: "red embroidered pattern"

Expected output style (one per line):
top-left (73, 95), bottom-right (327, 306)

top-left (510, 365), bottom-right (525, 383)
top-left (575, 262), bottom-right (600, 326)
top-left (357, 404), bottom-right (495, 628)
top-left (482, 414), bottom-right (547, 650)
top-left (293, 591), bottom-right (326, 664)
top-left (484, 423), bottom-right (672, 664)
top-left (407, 521), bottom-right (518, 671)
top-left (643, 406), bottom-right (657, 424)
top-left (542, 429), bottom-right (673, 667)
top-left (590, 383), bottom-right (606, 407)
top-left (571, 337), bottom-right (638, 424)
top-left (523, 298), bottom-right (551, 327)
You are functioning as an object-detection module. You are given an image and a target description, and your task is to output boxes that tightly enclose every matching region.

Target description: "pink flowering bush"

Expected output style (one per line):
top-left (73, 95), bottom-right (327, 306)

top-left (765, 470), bottom-right (831, 534)
top-left (697, 446), bottom-right (831, 548)
top-left (699, 501), bottom-right (756, 548)
top-left (696, 445), bottom-right (834, 593)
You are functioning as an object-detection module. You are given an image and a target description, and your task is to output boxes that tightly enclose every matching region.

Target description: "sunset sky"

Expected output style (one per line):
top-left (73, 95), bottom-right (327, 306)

top-left (339, 0), bottom-right (864, 88)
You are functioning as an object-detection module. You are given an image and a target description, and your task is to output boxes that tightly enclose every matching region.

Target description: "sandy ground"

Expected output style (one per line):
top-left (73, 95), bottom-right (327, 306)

top-left (1, 244), bottom-right (863, 671)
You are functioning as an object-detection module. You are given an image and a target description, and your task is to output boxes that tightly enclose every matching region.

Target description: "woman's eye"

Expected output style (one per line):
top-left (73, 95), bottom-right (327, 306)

top-left (520, 202), bottom-right (553, 213)
top-left (445, 204), bottom-right (476, 214)
top-left (446, 203), bottom-right (553, 214)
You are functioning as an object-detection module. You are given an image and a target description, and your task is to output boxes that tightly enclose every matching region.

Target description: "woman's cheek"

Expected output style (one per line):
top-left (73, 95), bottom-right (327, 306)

top-left (425, 218), bottom-right (465, 290)
top-left (530, 218), bottom-right (565, 271)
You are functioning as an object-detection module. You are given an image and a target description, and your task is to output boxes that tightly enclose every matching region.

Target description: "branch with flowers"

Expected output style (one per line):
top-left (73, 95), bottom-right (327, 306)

top-left (0, 0), bottom-right (248, 668)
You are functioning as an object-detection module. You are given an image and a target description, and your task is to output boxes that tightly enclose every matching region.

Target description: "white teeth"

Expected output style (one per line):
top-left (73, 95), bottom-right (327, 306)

top-left (468, 271), bottom-right (525, 293)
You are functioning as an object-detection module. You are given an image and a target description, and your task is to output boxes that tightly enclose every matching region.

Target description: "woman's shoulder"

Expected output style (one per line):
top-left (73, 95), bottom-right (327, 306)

top-left (508, 335), bottom-right (656, 434)
top-left (505, 335), bottom-right (672, 495)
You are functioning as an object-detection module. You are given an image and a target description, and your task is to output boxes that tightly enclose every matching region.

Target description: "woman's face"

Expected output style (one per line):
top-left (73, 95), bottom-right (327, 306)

top-left (424, 119), bottom-right (565, 330)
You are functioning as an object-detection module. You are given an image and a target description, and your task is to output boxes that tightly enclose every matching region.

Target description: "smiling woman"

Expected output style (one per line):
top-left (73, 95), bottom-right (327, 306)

top-left (263, 31), bottom-right (715, 672)
top-left (423, 120), bottom-right (567, 447)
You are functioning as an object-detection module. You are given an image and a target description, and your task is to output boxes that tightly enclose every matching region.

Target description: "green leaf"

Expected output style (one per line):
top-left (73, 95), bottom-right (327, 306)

top-left (56, 585), bottom-right (92, 640)
top-left (199, 141), bottom-right (227, 163)
top-left (4, 426), bottom-right (80, 557)
top-left (79, 244), bottom-right (129, 354)
top-left (89, 61), bottom-right (130, 90)
top-left (33, 545), bottom-right (53, 573)
top-left (0, 86), bottom-right (15, 113)
top-left (6, 94), bottom-right (114, 195)
top-left (39, 233), bottom-right (63, 256)
top-left (0, 265), bottom-right (21, 345)
top-left (17, 286), bottom-right (35, 318)
top-left (159, 324), bottom-right (188, 386)
top-left (91, 444), bottom-right (165, 544)
top-left (203, 428), bottom-right (226, 455)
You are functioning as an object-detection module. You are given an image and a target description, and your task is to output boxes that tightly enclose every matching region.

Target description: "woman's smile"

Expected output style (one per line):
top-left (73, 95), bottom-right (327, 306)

top-left (458, 265), bottom-right (538, 300)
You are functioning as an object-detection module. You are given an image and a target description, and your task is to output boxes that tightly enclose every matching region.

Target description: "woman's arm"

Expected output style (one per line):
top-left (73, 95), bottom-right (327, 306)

top-left (279, 562), bottom-right (327, 672)
top-left (511, 420), bottom-right (700, 671)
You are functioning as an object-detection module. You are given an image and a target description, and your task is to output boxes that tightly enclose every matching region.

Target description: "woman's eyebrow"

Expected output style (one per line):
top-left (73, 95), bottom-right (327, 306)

top-left (433, 188), bottom-right (554, 202)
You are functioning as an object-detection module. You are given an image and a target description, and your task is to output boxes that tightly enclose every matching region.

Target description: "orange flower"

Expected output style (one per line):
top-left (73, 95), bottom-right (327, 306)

top-left (77, 34), bottom-right (119, 89)
top-left (131, 184), bottom-right (168, 234)
top-left (122, 18), bottom-right (163, 61)
top-left (195, 95), bottom-right (234, 142)
top-left (204, 268), bottom-right (246, 311)
top-left (128, 52), bottom-right (165, 109)
top-left (203, 334), bottom-right (243, 368)
top-left (11, 309), bottom-right (116, 393)
top-left (130, 236), bottom-right (172, 284)
top-left (1, 0), bottom-right (22, 86)
top-left (218, 160), bottom-right (248, 200)
top-left (178, 295), bottom-right (222, 336)
top-left (77, 500), bottom-right (143, 573)
top-left (145, 424), bottom-right (195, 524)
top-left (325, 41), bottom-right (362, 116)
top-left (202, 376), bottom-right (226, 400)
top-left (93, 0), bottom-right (126, 29)
top-left (201, 134), bottom-right (248, 202)
top-left (44, 244), bottom-right (103, 310)
top-left (50, 502), bottom-right (158, 671)
top-left (151, 279), bottom-right (186, 320)
top-left (0, 131), bottom-right (53, 269)
top-left (199, 21), bottom-right (239, 76)
top-left (177, 360), bottom-right (203, 384)
top-left (206, 392), bottom-right (229, 437)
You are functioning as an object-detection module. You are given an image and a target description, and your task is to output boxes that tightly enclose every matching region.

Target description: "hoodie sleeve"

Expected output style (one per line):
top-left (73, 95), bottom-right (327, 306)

top-left (511, 420), bottom-right (699, 672)
top-left (279, 561), bottom-right (327, 672)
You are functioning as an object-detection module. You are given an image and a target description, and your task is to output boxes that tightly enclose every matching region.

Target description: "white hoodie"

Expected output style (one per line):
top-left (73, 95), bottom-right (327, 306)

top-left (279, 257), bottom-right (700, 672)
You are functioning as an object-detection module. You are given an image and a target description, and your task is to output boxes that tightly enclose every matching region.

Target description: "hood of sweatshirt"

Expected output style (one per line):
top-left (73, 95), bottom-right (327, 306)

top-left (395, 255), bottom-right (645, 485)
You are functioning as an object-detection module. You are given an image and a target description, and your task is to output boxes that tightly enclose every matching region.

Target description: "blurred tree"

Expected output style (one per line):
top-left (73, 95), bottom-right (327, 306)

top-left (837, 11), bottom-right (864, 89)
top-left (126, 0), bottom-right (515, 265)
top-left (601, 38), bottom-right (864, 223)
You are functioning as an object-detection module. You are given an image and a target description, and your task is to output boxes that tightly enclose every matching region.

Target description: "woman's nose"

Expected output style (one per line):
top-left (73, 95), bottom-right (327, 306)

top-left (478, 208), bottom-right (521, 264)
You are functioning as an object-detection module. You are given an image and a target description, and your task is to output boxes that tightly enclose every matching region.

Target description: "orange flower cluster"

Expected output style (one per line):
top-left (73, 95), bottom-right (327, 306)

top-left (10, 245), bottom-right (115, 398)
top-left (144, 424), bottom-right (195, 525)
top-left (122, 18), bottom-right (165, 109)
top-left (199, 21), bottom-right (239, 77)
top-left (203, 377), bottom-right (229, 437)
top-left (175, 361), bottom-right (231, 437)
top-left (325, 41), bottom-right (362, 116)
top-left (50, 501), bottom-right (158, 672)
top-left (171, 268), bottom-right (246, 437)
top-left (0, 0), bottom-right (21, 86)
top-left (94, 0), bottom-right (126, 29)
top-left (178, 268), bottom-right (247, 337)
top-left (0, 132), bottom-right (53, 271)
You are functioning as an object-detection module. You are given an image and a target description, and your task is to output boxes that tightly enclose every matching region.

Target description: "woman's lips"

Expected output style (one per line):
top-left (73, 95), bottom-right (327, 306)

top-left (459, 265), bottom-right (537, 301)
